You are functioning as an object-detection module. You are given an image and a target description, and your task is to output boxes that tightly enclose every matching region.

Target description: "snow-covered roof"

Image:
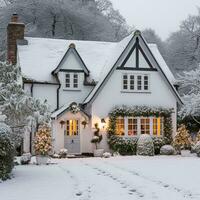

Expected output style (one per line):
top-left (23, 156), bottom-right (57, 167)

top-left (18, 37), bottom-right (116, 83)
top-left (18, 35), bottom-right (175, 84)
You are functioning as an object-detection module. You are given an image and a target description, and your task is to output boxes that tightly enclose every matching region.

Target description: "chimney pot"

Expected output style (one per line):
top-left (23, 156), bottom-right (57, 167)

top-left (11, 13), bottom-right (18, 23)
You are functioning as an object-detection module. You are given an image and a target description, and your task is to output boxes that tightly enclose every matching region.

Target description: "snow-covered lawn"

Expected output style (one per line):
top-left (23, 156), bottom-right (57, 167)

top-left (1, 156), bottom-right (200, 200)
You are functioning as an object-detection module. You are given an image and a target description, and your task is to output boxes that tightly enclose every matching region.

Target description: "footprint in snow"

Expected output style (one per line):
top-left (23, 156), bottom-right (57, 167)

top-left (76, 192), bottom-right (82, 196)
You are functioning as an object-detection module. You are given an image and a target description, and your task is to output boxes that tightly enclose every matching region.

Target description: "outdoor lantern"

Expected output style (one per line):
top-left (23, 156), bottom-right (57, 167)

top-left (101, 118), bottom-right (106, 129)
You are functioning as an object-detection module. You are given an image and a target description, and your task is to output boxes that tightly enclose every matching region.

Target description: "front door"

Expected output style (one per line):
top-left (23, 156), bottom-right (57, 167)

top-left (64, 119), bottom-right (80, 154)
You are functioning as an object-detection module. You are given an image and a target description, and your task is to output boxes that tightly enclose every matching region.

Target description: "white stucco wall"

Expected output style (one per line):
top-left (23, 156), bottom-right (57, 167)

top-left (91, 70), bottom-right (177, 151)
top-left (23, 83), bottom-right (58, 112)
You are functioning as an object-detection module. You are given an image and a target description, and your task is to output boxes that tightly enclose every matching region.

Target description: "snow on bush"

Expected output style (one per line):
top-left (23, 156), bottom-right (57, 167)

top-left (59, 149), bottom-right (68, 158)
top-left (103, 152), bottom-right (111, 158)
top-left (137, 134), bottom-right (154, 156)
top-left (194, 141), bottom-right (200, 157)
top-left (160, 145), bottom-right (175, 155)
top-left (20, 153), bottom-right (32, 165)
top-left (108, 135), bottom-right (138, 155)
top-left (0, 119), bottom-right (15, 180)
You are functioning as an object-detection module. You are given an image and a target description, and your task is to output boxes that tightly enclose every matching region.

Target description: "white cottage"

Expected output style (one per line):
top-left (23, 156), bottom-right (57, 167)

top-left (7, 15), bottom-right (182, 155)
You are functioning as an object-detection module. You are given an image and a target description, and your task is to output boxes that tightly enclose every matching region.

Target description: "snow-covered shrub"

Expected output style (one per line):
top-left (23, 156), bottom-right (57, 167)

top-left (160, 145), bottom-right (175, 155)
top-left (59, 149), bottom-right (68, 158)
top-left (20, 153), bottom-right (32, 165)
top-left (103, 152), bottom-right (111, 158)
top-left (137, 134), bottom-right (154, 156)
top-left (194, 142), bottom-right (200, 157)
top-left (0, 120), bottom-right (15, 180)
top-left (152, 137), bottom-right (165, 155)
top-left (108, 135), bottom-right (138, 155)
top-left (52, 153), bottom-right (60, 159)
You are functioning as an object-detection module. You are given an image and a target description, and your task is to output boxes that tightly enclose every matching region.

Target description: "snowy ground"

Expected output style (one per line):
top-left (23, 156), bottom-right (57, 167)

top-left (1, 156), bottom-right (200, 200)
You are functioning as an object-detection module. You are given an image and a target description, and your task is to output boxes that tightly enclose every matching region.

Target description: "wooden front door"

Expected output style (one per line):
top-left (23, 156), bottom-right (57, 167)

top-left (64, 119), bottom-right (80, 154)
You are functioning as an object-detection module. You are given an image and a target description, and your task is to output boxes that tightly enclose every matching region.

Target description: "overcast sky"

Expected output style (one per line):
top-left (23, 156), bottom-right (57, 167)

top-left (110, 0), bottom-right (200, 40)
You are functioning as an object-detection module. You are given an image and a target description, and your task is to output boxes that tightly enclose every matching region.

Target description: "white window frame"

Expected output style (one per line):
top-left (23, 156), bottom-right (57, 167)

top-left (64, 72), bottom-right (80, 90)
top-left (121, 73), bottom-right (150, 93)
top-left (116, 116), bottom-right (163, 137)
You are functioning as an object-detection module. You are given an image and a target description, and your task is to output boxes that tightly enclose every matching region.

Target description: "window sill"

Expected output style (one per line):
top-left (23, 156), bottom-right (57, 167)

top-left (63, 89), bottom-right (81, 92)
top-left (121, 90), bottom-right (151, 94)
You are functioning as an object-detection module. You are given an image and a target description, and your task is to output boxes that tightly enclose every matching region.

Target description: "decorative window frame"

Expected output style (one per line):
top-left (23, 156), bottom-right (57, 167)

top-left (121, 73), bottom-right (151, 93)
top-left (108, 106), bottom-right (173, 144)
top-left (64, 72), bottom-right (81, 91)
top-left (116, 116), bottom-right (164, 137)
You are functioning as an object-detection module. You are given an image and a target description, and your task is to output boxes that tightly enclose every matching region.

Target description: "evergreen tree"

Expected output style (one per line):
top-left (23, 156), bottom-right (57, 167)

top-left (0, 62), bottom-right (51, 147)
top-left (173, 124), bottom-right (191, 152)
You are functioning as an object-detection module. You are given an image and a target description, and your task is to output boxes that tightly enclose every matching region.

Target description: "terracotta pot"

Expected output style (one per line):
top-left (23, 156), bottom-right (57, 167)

top-left (93, 149), bottom-right (104, 157)
top-left (36, 155), bottom-right (48, 165)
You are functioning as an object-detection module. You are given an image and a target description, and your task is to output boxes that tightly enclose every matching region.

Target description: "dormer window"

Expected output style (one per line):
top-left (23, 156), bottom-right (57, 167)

top-left (65, 73), bottom-right (80, 90)
top-left (122, 74), bottom-right (150, 92)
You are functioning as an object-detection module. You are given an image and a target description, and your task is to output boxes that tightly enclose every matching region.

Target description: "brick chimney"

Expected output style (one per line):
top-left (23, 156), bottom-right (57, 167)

top-left (7, 14), bottom-right (25, 64)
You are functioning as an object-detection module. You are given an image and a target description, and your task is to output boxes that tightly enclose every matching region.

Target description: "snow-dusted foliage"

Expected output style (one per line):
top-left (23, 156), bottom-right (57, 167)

top-left (0, 62), bottom-right (51, 147)
top-left (20, 153), bottom-right (31, 165)
top-left (102, 152), bottom-right (111, 158)
top-left (160, 145), bottom-right (175, 155)
top-left (137, 134), bottom-right (154, 156)
top-left (59, 149), bottom-right (68, 158)
top-left (0, 113), bottom-right (15, 180)
top-left (178, 65), bottom-right (200, 124)
top-left (0, 0), bottom-right (130, 58)
top-left (194, 142), bottom-right (200, 157)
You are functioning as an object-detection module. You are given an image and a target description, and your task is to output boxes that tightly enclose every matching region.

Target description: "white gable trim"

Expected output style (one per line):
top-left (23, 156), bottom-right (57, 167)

top-left (83, 31), bottom-right (183, 105)
top-left (52, 46), bottom-right (90, 75)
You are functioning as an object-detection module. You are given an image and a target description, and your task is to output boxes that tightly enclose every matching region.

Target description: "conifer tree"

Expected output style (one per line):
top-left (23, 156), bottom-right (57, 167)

top-left (173, 124), bottom-right (191, 152)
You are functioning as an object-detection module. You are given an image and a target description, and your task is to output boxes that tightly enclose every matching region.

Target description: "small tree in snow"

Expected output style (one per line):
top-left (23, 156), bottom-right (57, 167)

top-left (173, 124), bottom-right (191, 152)
top-left (0, 62), bottom-right (51, 147)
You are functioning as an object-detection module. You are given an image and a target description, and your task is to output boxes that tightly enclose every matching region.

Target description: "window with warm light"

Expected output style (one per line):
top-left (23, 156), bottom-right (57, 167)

top-left (116, 117), bottom-right (125, 136)
top-left (66, 119), bottom-right (79, 136)
top-left (141, 118), bottom-right (150, 134)
top-left (128, 118), bottom-right (137, 136)
top-left (153, 117), bottom-right (163, 136)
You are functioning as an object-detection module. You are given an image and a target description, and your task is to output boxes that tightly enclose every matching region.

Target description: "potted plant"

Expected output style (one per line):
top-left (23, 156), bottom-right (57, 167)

top-left (91, 123), bottom-right (104, 157)
top-left (34, 124), bottom-right (52, 165)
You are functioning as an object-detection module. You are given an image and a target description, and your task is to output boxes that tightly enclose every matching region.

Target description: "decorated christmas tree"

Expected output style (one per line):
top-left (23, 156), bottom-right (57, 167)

top-left (173, 124), bottom-right (191, 152)
top-left (34, 124), bottom-right (52, 156)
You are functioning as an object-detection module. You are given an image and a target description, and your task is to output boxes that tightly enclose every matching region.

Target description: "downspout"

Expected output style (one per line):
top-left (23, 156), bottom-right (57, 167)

top-left (55, 74), bottom-right (61, 110)
top-left (30, 82), bottom-right (34, 97)
top-left (30, 82), bottom-right (34, 153)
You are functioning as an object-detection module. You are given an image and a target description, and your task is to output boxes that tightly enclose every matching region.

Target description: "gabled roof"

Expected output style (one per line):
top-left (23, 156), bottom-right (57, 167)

top-left (52, 44), bottom-right (90, 75)
top-left (83, 31), bottom-right (182, 105)
top-left (51, 103), bottom-right (90, 119)
top-left (18, 37), bottom-right (116, 83)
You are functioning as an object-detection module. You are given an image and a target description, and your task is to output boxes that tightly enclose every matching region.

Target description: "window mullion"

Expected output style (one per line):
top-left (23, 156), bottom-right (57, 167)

top-left (137, 117), bottom-right (141, 136)
top-left (125, 117), bottom-right (128, 137)
top-left (150, 117), bottom-right (153, 136)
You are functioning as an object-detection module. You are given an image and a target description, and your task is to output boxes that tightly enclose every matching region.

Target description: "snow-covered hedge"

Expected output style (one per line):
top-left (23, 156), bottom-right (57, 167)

top-left (194, 142), bottom-right (200, 157)
top-left (108, 135), bottom-right (138, 155)
top-left (152, 137), bottom-right (165, 155)
top-left (137, 134), bottom-right (154, 156)
top-left (160, 145), bottom-right (175, 155)
top-left (0, 122), bottom-right (15, 180)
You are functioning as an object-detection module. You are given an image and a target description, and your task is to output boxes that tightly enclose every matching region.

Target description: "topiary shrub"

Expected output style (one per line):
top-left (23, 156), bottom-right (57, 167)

top-left (160, 145), bottom-right (175, 155)
top-left (0, 120), bottom-right (15, 180)
top-left (108, 135), bottom-right (138, 155)
top-left (137, 134), bottom-right (154, 156)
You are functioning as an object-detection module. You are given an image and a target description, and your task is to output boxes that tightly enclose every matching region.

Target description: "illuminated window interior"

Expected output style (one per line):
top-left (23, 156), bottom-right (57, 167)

top-left (153, 117), bottom-right (163, 136)
top-left (128, 118), bottom-right (137, 136)
top-left (66, 120), bottom-right (79, 136)
top-left (116, 117), bottom-right (125, 136)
